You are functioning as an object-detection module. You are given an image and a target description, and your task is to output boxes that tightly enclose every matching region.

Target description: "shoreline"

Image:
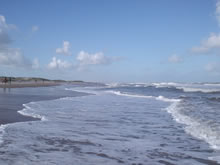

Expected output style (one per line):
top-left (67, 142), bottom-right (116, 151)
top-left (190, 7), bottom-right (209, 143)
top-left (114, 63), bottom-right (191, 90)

top-left (0, 85), bottom-right (87, 125)
top-left (0, 82), bottom-right (60, 88)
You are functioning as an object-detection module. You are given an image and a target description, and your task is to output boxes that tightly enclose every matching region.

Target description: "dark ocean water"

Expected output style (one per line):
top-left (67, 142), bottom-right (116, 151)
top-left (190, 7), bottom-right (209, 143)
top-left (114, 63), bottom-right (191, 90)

top-left (1, 83), bottom-right (220, 164)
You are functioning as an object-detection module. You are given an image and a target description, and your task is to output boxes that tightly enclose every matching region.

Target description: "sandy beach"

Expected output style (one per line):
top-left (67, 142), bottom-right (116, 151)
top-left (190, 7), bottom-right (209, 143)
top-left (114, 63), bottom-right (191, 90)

top-left (0, 81), bottom-right (60, 88)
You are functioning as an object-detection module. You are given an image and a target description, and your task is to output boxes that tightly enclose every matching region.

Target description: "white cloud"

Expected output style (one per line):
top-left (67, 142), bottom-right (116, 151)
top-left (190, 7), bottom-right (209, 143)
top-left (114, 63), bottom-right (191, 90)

top-left (48, 51), bottom-right (120, 71)
top-left (0, 28), bottom-right (11, 46)
top-left (205, 62), bottom-right (220, 75)
top-left (0, 15), bottom-right (10, 29)
top-left (216, 0), bottom-right (220, 26)
top-left (32, 58), bottom-right (39, 69)
top-left (76, 51), bottom-right (115, 70)
top-left (191, 0), bottom-right (220, 54)
top-left (56, 41), bottom-right (71, 55)
top-left (0, 15), bottom-right (16, 31)
top-left (205, 62), bottom-right (216, 72)
top-left (48, 57), bottom-right (72, 69)
top-left (0, 15), bottom-right (12, 46)
top-left (191, 1), bottom-right (220, 54)
top-left (77, 51), bottom-right (110, 65)
top-left (0, 48), bottom-right (31, 67)
top-left (191, 33), bottom-right (220, 54)
top-left (205, 62), bottom-right (218, 71)
top-left (0, 15), bottom-right (32, 68)
top-left (32, 25), bottom-right (39, 32)
top-left (168, 54), bottom-right (183, 63)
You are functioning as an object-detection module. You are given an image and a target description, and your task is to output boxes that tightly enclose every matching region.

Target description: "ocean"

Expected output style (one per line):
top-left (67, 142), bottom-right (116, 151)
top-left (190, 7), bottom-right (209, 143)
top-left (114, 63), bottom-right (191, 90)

top-left (0, 83), bottom-right (220, 164)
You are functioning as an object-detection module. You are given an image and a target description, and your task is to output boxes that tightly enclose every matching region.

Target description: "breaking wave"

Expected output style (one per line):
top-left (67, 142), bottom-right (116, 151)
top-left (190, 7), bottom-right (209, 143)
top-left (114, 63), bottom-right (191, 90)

top-left (107, 90), bottom-right (180, 102)
top-left (176, 87), bottom-right (220, 93)
top-left (166, 101), bottom-right (220, 151)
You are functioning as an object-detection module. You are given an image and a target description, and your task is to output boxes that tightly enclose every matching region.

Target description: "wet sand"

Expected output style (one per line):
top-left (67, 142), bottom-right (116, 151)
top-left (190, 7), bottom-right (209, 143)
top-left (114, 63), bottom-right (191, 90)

top-left (0, 86), bottom-right (87, 125)
top-left (0, 81), bottom-right (59, 88)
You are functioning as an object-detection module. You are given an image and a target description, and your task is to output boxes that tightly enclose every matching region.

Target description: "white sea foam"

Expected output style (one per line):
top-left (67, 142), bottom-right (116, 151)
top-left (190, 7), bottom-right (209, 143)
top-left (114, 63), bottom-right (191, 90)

top-left (105, 83), bottom-right (120, 88)
top-left (0, 85), bottom-right (218, 164)
top-left (18, 103), bottom-right (47, 121)
top-left (107, 90), bottom-right (180, 102)
top-left (208, 156), bottom-right (220, 164)
top-left (176, 87), bottom-right (220, 93)
top-left (204, 83), bottom-right (220, 86)
top-left (59, 96), bottom-right (75, 101)
top-left (65, 87), bottom-right (100, 95)
top-left (155, 95), bottom-right (180, 102)
top-left (0, 124), bottom-right (7, 145)
top-left (105, 82), bottom-right (152, 88)
top-left (105, 82), bottom-right (220, 95)
top-left (105, 83), bottom-right (131, 88)
top-left (107, 90), bottom-right (154, 99)
top-left (151, 82), bottom-right (220, 93)
top-left (151, 82), bottom-right (180, 88)
top-left (166, 101), bottom-right (220, 150)
top-left (128, 82), bottom-right (151, 87)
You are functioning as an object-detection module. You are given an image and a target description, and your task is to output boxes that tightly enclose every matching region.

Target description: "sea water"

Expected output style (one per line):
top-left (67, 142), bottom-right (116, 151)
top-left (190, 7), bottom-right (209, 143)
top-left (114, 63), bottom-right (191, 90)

top-left (0, 83), bottom-right (220, 164)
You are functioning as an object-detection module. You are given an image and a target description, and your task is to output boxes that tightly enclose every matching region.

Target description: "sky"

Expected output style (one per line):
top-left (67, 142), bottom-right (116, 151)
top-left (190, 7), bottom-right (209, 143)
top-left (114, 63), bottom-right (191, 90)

top-left (1, 0), bottom-right (220, 82)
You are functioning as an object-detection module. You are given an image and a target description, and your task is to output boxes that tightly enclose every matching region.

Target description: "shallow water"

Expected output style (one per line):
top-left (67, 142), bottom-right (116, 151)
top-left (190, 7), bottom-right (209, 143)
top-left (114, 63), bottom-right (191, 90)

top-left (0, 83), bottom-right (220, 164)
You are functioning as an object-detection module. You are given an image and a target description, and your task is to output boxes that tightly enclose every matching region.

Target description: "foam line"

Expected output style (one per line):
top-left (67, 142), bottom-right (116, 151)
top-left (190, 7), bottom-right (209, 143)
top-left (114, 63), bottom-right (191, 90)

top-left (0, 124), bottom-right (7, 145)
top-left (107, 90), bottom-right (180, 102)
top-left (166, 101), bottom-right (220, 150)
top-left (18, 103), bottom-right (47, 121)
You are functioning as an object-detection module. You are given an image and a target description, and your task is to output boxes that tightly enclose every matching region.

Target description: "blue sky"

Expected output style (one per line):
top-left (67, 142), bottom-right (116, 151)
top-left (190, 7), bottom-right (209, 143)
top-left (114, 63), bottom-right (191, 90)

top-left (0, 0), bottom-right (220, 82)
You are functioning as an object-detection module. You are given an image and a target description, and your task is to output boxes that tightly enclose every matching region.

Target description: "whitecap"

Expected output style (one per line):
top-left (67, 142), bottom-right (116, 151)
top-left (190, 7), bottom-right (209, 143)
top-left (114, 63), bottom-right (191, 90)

top-left (155, 95), bottom-right (180, 102)
top-left (107, 90), bottom-right (180, 102)
top-left (176, 87), bottom-right (220, 93)
top-left (106, 90), bottom-right (154, 99)
top-left (165, 101), bottom-right (220, 151)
